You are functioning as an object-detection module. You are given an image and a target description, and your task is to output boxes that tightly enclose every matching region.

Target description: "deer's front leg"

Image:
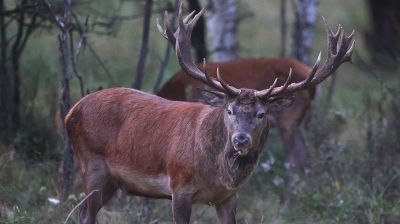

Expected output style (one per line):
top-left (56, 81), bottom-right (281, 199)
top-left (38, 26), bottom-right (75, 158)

top-left (172, 193), bottom-right (192, 224)
top-left (216, 194), bottom-right (237, 224)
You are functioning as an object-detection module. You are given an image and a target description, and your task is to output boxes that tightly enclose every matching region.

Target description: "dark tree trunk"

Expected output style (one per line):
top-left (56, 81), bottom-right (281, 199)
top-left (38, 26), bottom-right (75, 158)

top-left (57, 32), bottom-right (74, 200)
top-left (153, 0), bottom-right (179, 93)
top-left (188, 0), bottom-right (207, 62)
top-left (291, 0), bottom-right (319, 65)
top-left (365, 0), bottom-right (400, 68)
top-left (41, 0), bottom-right (75, 200)
top-left (0, 0), bottom-right (23, 145)
top-left (132, 0), bottom-right (153, 90)
top-left (280, 0), bottom-right (287, 57)
top-left (9, 2), bottom-right (25, 144)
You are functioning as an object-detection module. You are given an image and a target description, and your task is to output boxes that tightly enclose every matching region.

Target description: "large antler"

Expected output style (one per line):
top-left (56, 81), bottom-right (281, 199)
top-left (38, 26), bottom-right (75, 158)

top-left (255, 17), bottom-right (355, 99)
top-left (157, 4), bottom-right (240, 96)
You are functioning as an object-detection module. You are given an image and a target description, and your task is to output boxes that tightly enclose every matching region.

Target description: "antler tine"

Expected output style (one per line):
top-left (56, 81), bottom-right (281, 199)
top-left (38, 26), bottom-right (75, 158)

top-left (156, 18), bottom-right (166, 38)
top-left (323, 16), bottom-right (341, 56)
top-left (305, 51), bottom-right (322, 83)
top-left (255, 67), bottom-right (293, 99)
top-left (273, 67), bottom-right (293, 95)
top-left (344, 38), bottom-right (355, 63)
top-left (187, 7), bottom-right (205, 30)
top-left (202, 59), bottom-right (223, 90)
top-left (183, 10), bottom-right (196, 24)
top-left (255, 78), bottom-right (279, 99)
top-left (159, 5), bottom-right (238, 95)
top-left (216, 68), bottom-right (240, 96)
top-left (156, 11), bottom-right (176, 47)
top-left (259, 18), bottom-right (355, 98)
top-left (289, 52), bottom-right (321, 90)
top-left (337, 29), bottom-right (356, 63)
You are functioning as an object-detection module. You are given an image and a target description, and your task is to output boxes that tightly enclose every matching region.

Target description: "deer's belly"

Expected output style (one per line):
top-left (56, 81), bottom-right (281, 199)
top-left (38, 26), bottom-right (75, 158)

top-left (192, 185), bottom-right (236, 205)
top-left (109, 165), bottom-right (172, 198)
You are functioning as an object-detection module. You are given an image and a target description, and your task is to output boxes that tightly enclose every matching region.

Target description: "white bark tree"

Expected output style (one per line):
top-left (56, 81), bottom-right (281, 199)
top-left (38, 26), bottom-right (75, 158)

top-left (198, 0), bottom-right (238, 62)
top-left (285, 0), bottom-right (319, 186)
top-left (291, 0), bottom-right (320, 65)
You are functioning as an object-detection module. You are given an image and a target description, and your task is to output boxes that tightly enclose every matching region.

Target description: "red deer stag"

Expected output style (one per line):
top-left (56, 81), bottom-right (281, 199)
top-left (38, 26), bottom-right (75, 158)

top-left (66, 6), bottom-right (354, 224)
top-left (157, 58), bottom-right (315, 175)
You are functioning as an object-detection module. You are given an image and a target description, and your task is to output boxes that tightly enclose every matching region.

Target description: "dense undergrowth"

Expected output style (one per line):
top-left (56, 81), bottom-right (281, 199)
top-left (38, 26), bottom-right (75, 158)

top-left (1, 83), bottom-right (400, 223)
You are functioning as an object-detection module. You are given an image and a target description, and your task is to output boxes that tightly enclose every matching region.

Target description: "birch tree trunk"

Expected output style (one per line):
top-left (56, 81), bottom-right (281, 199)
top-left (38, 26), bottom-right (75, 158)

top-left (198, 0), bottom-right (238, 62)
top-left (283, 0), bottom-right (319, 189)
top-left (291, 0), bottom-right (319, 65)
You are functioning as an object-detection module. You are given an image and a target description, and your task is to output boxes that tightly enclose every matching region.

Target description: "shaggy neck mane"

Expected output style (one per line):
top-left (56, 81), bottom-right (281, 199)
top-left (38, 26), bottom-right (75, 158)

top-left (219, 145), bottom-right (260, 189)
top-left (201, 107), bottom-right (262, 189)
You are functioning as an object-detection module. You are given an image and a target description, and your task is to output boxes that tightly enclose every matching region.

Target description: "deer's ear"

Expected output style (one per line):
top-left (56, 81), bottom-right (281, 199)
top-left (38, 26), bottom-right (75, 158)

top-left (267, 96), bottom-right (294, 112)
top-left (197, 88), bottom-right (226, 106)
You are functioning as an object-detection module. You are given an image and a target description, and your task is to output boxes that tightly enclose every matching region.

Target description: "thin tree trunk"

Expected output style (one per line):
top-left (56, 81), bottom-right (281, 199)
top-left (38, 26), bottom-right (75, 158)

top-left (132, 0), bottom-right (153, 89)
top-left (0, 0), bottom-right (5, 70)
top-left (291, 0), bottom-right (319, 65)
top-left (199, 0), bottom-right (238, 62)
top-left (153, 42), bottom-right (171, 93)
top-left (153, 0), bottom-right (179, 93)
top-left (0, 0), bottom-right (5, 75)
top-left (0, 1), bottom-right (39, 145)
top-left (0, 0), bottom-right (25, 145)
top-left (0, 0), bottom-right (11, 144)
top-left (58, 33), bottom-right (74, 200)
top-left (280, 0), bottom-right (287, 57)
top-left (9, 2), bottom-right (26, 144)
top-left (42, 0), bottom-right (75, 200)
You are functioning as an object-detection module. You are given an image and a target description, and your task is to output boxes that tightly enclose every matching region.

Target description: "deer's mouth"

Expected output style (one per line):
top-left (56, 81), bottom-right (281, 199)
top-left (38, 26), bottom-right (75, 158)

top-left (233, 146), bottom-right (250, 156)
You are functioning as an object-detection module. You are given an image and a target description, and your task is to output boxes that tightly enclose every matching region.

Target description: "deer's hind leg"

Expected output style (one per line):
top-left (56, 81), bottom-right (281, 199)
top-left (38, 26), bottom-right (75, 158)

top-left (79, 155), bottom-right (118, 224)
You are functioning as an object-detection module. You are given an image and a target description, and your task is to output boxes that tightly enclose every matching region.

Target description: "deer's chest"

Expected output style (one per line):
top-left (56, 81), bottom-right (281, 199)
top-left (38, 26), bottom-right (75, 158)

top-left (192, 183), bottom-right (237, 205)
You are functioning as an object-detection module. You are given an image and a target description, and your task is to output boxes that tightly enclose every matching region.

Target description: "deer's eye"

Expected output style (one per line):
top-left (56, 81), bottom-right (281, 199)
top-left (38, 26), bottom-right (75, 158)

top-left (227, 109), bottom-right (232, 115)
top-left (257, 112), bottom-right (265, 119)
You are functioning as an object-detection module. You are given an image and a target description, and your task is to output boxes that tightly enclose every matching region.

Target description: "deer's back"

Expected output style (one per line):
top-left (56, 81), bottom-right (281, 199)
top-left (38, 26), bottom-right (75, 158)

top-left (157, 57), bottom-right (314, 101)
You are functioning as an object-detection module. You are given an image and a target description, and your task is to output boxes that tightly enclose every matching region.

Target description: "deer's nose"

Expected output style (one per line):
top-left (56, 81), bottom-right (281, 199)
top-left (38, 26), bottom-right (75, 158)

top-left (232, 133), bottom-right (251, 149)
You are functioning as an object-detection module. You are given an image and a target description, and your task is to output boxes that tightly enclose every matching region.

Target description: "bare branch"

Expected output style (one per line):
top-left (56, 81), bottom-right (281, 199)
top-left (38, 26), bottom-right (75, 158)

top-left (86, 42), bottom-right (116, 84)
top-left (63, 190), bottom-right (100, 224)
top-left (41, 0), bottom-right (65, 32)
top-left (17, 14), bottom-right (39, 58)
top-left (11, 0), bottom-right (26, 62)
top-left (69, 31), bottom-right (85, 97)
